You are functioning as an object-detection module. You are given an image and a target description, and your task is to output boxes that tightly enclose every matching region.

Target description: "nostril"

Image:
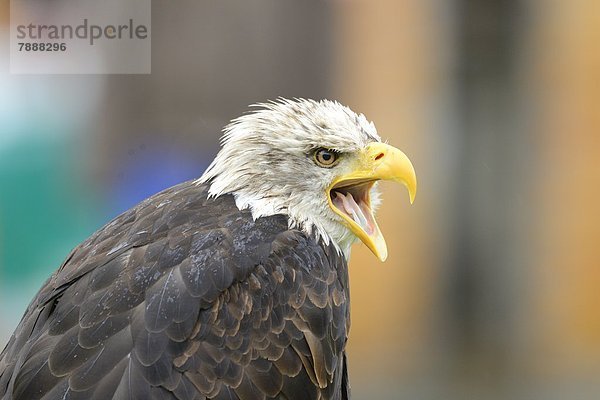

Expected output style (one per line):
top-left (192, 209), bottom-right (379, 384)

top-left (374, 152), bottom-right (385, 161)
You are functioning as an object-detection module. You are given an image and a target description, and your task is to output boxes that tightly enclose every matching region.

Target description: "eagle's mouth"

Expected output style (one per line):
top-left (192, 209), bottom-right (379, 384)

top-left (324, 142), bottom-right (417, 262)
top-left (330, 180), bottom-right (377, 236)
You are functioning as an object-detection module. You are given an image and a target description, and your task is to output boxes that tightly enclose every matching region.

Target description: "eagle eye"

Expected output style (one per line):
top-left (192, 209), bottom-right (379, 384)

top-left (314, 148), bottom-right (339, 168)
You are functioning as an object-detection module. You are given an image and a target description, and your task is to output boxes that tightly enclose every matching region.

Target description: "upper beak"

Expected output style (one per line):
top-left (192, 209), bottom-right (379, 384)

top-left (327, 142), bottom-right (417, 261)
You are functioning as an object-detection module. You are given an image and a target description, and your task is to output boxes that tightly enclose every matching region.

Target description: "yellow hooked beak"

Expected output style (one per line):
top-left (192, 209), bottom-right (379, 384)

top-left (327, 142), bottom-right (417, 261)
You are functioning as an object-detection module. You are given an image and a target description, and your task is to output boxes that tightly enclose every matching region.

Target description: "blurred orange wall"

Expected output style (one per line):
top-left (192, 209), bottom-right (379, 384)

top-left (528, 0), bottom-right (600, 376)
top-left (333, 0), bottom-right (442, 385)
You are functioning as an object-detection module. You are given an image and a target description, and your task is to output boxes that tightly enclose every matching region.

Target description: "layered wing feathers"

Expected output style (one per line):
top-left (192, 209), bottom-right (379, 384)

top-left (0, 182), bottom-right (350, 400)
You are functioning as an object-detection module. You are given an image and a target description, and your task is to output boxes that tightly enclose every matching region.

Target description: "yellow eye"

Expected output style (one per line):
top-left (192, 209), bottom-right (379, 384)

top-left (314, 148), bottom-right (339, 167)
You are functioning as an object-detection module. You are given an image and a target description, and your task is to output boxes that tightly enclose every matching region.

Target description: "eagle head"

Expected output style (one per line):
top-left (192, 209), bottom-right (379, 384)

top-left (198, 98), bottom-right (416, 261)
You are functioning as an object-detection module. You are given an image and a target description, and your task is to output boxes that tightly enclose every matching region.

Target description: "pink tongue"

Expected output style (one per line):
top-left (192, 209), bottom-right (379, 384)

top-left (333, 191), bottom-right (375, 235)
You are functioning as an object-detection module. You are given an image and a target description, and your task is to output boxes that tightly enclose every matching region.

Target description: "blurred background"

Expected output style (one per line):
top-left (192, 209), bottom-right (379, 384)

top-left (1, 0), bottom-right (599, 398)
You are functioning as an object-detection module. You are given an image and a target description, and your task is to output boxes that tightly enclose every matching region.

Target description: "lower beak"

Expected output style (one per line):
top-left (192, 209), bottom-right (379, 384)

top-left (327, 142), bottom-right (417, 261)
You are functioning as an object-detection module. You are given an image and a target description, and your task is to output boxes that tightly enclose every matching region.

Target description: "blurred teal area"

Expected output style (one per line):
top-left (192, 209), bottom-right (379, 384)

top-left (0, 121), bottom-right (106, 340)
top-left (0, 138), bottom-right (102, 281)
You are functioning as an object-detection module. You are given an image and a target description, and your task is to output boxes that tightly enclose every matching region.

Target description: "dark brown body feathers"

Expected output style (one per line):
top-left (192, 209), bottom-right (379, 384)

top-left (0, 181), bottom-right (350, 400)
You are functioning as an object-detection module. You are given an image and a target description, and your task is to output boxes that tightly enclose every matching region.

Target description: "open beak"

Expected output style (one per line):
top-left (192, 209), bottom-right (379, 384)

top-left (327, 142), bottom-right (417, 261)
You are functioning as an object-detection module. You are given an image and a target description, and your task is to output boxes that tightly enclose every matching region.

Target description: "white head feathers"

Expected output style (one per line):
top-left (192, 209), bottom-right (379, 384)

top-left (197, 98), bottom-right (381, 258)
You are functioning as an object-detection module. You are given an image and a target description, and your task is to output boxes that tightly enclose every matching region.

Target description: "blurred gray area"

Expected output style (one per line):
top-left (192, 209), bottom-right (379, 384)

top-left (442, 0), bottom-right (529, 396)
top-left (92, 0), bottom-right (332, 187)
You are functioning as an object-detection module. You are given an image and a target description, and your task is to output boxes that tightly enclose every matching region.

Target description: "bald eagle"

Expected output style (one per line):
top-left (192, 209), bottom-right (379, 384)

top-left (0, 99), bottom-right (416, 400)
